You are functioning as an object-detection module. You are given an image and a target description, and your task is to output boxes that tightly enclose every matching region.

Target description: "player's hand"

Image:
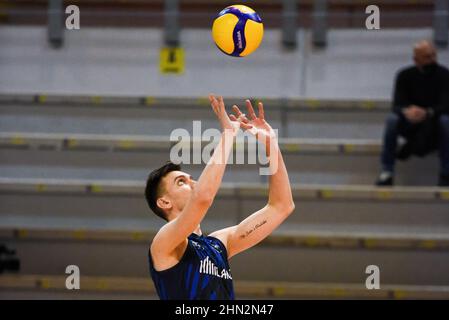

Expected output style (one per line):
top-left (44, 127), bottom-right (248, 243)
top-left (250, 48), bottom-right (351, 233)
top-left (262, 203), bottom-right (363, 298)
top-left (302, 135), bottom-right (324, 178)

top-left (209, 94), bottom-right (240, 133)
top-left (230, 100), bottom-right (277, 147)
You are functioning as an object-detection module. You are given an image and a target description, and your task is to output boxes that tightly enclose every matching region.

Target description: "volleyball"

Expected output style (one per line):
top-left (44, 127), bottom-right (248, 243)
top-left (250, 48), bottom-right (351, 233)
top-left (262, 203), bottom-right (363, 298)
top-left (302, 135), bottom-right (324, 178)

top-left (212, 5), bottom-right (264, 57)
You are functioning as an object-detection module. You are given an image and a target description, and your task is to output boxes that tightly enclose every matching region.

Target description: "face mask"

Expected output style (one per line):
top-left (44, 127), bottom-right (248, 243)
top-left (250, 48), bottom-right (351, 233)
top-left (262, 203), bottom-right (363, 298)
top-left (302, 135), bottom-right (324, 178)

top-left (420, 62), bottom-right (437, 74)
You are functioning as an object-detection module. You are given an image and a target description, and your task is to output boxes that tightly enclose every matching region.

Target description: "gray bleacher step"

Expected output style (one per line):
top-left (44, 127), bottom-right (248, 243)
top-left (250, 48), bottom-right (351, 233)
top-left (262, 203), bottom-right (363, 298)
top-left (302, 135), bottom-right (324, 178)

top-left (1, 178), bottom-right (448, 228)
top-left (0, 94), bottom-right (391, 109)
top-left (2, 196), bottom-right (449, 229)
top-left (3, 214), bottom-right (449, 243)
top-left (0, 289), bottom-right (158, 300)
top-left (1, 224), bottom-right (449, 285)
top-left (0, 102), bottom-right (387, 139)
top-left (2, 274), bottom-right (449, 300)
top-left (0, 94), bottom-right (390, 140)
top-left (0, 158), bottom-right (439, 186)
top-left (0, 132), bottom-right (440, 185)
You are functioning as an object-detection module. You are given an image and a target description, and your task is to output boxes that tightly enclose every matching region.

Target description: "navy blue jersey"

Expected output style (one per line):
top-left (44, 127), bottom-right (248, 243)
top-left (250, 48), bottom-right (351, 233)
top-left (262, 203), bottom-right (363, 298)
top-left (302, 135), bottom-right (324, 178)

top-left (148, 233), bottom-right (234, 300)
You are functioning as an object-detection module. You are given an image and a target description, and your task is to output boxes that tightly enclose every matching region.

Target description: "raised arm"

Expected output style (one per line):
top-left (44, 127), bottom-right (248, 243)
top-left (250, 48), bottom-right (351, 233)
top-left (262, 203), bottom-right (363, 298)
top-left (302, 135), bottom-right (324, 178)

top-left (151, 95), bottom-right (239, 256)
top-left (209, 100), bottom-right (295, 259)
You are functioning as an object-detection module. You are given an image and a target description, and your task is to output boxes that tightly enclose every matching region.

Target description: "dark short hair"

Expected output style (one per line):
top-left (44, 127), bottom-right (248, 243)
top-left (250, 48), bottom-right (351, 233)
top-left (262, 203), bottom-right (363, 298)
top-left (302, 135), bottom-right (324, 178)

top-left (145, 161), bottom-right (181, 221)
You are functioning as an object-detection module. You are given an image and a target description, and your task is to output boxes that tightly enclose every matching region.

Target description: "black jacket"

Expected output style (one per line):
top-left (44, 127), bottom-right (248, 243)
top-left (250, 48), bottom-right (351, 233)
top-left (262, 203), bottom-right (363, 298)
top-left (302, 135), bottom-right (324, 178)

top-left (392, 63), bottom-right (449, 118)
top-left (392, 63), bottom-right (449, 157)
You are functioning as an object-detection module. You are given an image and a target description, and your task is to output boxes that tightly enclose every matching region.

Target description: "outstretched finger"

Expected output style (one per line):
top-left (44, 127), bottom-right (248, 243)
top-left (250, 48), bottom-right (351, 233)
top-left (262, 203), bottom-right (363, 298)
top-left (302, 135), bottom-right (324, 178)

top-left (218, 96), bottom-right (225, 111)
top-left (209, 94), bottom-right (219, 114)
top-left (240, 114), bottom-right (250, 124)
top-left (245, 99), bottom-right (257, 120)
top-left (232, 105), bottom-right (243, 117)
top-left (240, 122), bottom-right (253, 130)
top-left (257, 102), bottom-right (265, 120)
top-left (229, 114), bottom-right (238, 121)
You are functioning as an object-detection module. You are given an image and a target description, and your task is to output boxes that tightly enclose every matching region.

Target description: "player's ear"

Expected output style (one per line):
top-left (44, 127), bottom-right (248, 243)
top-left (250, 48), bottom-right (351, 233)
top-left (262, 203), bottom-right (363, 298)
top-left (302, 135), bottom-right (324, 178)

top-left (157, 196), bottom-right (172, 210)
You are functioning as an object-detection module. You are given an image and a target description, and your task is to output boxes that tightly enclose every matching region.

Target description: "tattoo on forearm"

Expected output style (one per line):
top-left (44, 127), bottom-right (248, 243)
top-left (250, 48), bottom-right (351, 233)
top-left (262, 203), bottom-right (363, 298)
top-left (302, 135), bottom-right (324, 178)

top-left (239, 219), bottom-right (267, 239)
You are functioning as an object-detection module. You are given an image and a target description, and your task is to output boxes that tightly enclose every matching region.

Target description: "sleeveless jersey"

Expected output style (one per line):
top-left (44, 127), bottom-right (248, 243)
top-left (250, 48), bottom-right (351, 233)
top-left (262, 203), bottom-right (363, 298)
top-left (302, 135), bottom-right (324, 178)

top-left (149, 233), bottom-right (234, 300)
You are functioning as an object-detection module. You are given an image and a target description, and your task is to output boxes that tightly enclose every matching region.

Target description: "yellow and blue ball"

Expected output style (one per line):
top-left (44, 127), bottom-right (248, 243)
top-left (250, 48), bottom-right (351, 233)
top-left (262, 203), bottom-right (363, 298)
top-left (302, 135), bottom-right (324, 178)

top-left (212, 5), bottom-right (264, 57)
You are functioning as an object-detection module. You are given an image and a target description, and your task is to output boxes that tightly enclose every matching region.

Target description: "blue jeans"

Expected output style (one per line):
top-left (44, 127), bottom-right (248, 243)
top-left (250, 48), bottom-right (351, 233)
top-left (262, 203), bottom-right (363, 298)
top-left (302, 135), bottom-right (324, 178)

top-left (380, 113), bottom-right (449, 175)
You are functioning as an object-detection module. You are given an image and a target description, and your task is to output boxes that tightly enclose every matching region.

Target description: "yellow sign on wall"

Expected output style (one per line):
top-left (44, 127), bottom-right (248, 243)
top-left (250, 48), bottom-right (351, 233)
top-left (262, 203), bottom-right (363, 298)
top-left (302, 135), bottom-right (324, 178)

top-left (160, 47), bottom-right (185, 74)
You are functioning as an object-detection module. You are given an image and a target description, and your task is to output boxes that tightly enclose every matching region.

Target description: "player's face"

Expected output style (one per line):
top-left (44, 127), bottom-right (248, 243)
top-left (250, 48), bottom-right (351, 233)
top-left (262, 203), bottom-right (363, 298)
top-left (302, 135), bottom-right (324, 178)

top-left (163, 170), bottom-right (197, 212)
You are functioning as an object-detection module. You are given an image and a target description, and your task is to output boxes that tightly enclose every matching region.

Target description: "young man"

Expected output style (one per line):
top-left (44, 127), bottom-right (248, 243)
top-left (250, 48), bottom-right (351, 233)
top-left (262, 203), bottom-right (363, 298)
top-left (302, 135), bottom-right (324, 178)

top-left (145, 94), bottom-right (295, 300)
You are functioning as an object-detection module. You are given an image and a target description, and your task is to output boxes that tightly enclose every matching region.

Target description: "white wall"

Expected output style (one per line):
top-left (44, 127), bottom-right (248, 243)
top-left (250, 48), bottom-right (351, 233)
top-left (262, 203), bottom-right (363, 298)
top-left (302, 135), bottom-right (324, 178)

top-left (0, 26), bottom-right (448, 99)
